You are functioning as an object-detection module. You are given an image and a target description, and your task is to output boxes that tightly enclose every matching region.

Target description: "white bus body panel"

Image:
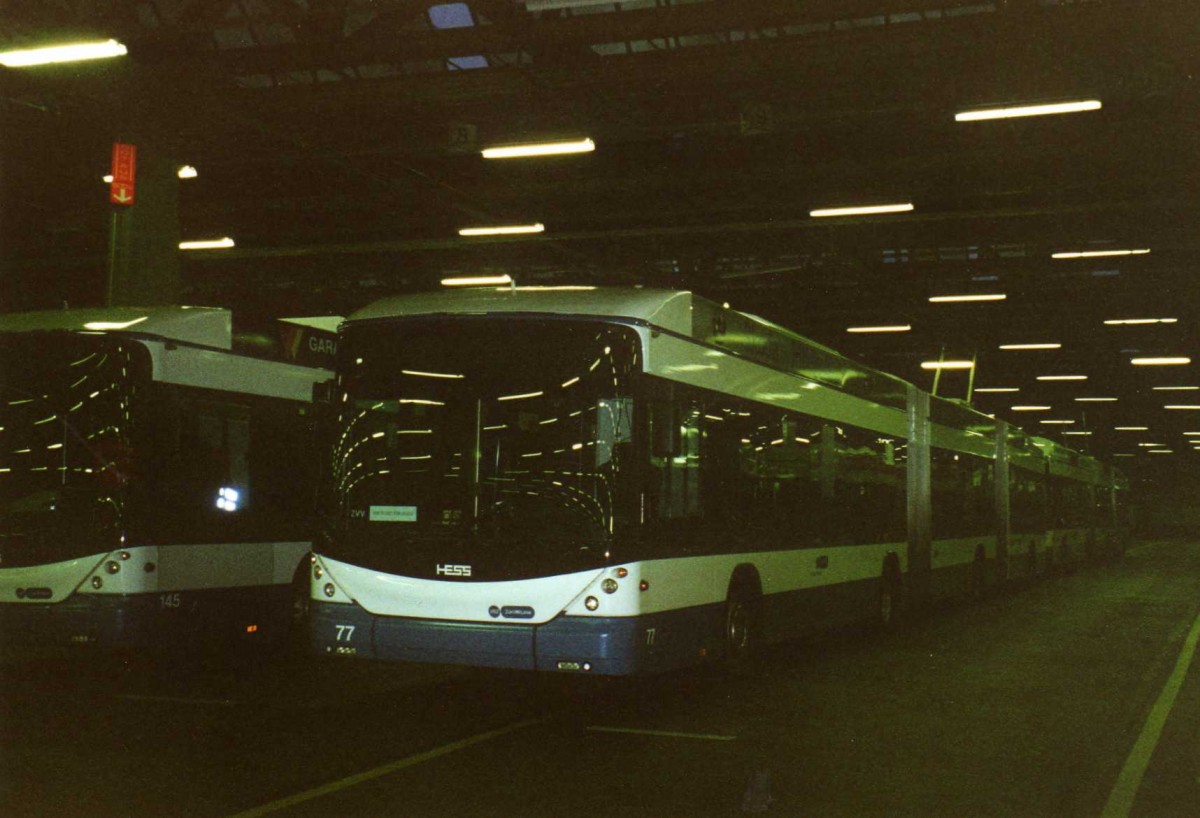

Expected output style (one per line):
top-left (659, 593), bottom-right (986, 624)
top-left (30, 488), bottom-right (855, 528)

top-left (1, 542), bottom-right (309, 605)
top-left (320, 539), bottom-right (906, 624)
top-left (72, 542), bottom-right (310, 595)
top-left (558, 542), bottom-right (908, 618)
top-left (320, 556), bottom-right (605, 625)
top-left (144, 341), bottom-right (327, 402)
top-left (0, 554), bottom-right (107, 603)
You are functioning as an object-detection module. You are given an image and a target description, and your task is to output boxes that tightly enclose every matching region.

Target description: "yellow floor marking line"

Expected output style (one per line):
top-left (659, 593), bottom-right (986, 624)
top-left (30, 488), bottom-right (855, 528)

top-left (227, 718), bottom-right (545, 818)
top-left (116, 694), bottom-right (239, 706)
top-left (587, 725), bottom-right (737, 741)
top-left (1101, 609), bottom-right (1200, 818)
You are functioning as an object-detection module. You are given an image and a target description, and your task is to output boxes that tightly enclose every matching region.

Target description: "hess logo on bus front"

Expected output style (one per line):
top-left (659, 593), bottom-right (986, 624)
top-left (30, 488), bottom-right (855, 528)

top-left (436, 563), bottom-right (472, 577)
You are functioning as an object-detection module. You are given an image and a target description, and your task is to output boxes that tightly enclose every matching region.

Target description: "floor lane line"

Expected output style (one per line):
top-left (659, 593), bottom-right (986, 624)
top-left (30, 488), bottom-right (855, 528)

top-left (1100, 608), bottom-right (1200, 818)
top-left (225, 718), bottom-right (545, 818)
top-left (116, 694), bottom-right (239, 707)
top-left (586, 725), bottom-right (737, 741)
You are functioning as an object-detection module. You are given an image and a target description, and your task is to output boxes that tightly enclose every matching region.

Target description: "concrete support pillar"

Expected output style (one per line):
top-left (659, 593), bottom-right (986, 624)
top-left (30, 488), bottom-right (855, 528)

top-left (995, 421), bottom-right (1012, 580)
top-left (106, 145), bottom-right (181, 306)
top-left (906, 385), bottom-right (932, 608)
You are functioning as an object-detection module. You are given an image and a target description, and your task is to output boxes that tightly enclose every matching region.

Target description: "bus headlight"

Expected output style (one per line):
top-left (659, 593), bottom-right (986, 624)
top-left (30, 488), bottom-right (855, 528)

top-left (314, 564), bottom-right (324, 580)
top-left (584, 595), bottom-right (599, 611)
top-left (601, 578), bottom-right (618, 594)
top-left (323, 583), bottom-right (336, 598)
top-left (91, 576), bottom-right (103, 589)
top-left (105, 561), bottom-right (121, 574)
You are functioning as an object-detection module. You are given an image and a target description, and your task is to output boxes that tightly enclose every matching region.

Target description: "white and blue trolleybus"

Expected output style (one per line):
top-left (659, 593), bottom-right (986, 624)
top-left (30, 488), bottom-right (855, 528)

top-left (0, 306), bottom-right (336, 652)
top-left (308, 288), bottom-right (1124, 674)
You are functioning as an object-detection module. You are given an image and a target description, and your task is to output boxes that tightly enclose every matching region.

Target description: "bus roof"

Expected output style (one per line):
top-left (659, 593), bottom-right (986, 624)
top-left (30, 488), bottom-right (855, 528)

top-left (349, 287), bottom-right (695, 334)
top-left (347, 287), bottom-right (1109, 474)
top-left (0, 307), bottom-right (343, 361)
top-left (349, 286), bottom-right (916, 408)
top-left (0, 306), bottom-right (234, 349)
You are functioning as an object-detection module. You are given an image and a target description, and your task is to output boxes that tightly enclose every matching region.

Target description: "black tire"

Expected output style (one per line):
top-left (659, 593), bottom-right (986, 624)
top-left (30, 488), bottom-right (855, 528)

top-left (721, 570), bottom-right (762, 669)
top-left (724, 593), bottom-right (755, 663)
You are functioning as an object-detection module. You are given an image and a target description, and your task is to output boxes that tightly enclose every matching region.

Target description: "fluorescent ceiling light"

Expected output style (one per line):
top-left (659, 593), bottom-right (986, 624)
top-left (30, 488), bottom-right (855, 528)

top-left (401, 369), bottom-right (464, 380)
top-left (1165, 405), bottom-right (1200, 410)
top-left (458, 223), bottom-right (545, 237)
top-left (1153, 386), bottom-right (1199, 391)
top-left (0, 39), bottom-right (127, 68)
top-left (999, 343), bottom-right (1061, 350)
top-left (497, 391), bottom-right (544, 402)
top-left (441, 274), bottom-right (513, 287)
top-left (179, 237), bottom-right (235, 250)
top-left (920, 360), bottom-right (974, 370)
top-left (975, 387), bottom-right (1019, 393)
top-left (956, 100), bottom-right (1101, 122)
top-left (1148, 449), bottom-right (1174, 454)
top-left (810, 203), bottom-right (913, 218)
top-left (83, 316), bottom-right (148, 331)
top-left (1063, 431), bottom-right (1093, 436)
top-left (1010, 405), bottom-right (1051, 411)
top-left (102, 174), bottom-right (114, 183)
top-left (1039, 420), bottom-right (1075, 425)
top-left (1037, 375), bottom-right (1087, 381)
top-left (1074, 397), bottom-right (1117, 402)
top-left (481, 139), bottom-right (594, 159)
top-left (1104, 317), bottom-right (1178, 325)
top-left (1138, 443), bottom-right (1167, 448)
top-left (1184, 432), bottom-right (1200, 436)
top-left (524, 0), bottom-right (619, 9)
top-left (1114, 426), bottom-right (1149, 431)
top-left (509, 285), bottom-right (596, 292)
top-left (1052, 248), bottom-right (1149, 259)
top-left (928, 294), bottom-right (1007, 303)
top-left (1131, 357), bottom-right (1190, 366)
top-left (846, 325), bottom-right (911, 333)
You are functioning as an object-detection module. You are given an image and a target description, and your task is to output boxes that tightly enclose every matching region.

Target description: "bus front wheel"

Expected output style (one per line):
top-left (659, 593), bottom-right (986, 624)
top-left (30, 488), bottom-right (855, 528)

top-left (722, 577), bottom-right (761, 666)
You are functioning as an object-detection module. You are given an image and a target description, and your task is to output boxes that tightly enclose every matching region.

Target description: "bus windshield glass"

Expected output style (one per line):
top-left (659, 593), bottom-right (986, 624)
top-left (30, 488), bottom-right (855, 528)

top-left (324, 318), bottom-right (641, 581)
top-left (0, 333), bottom-right (143, 567)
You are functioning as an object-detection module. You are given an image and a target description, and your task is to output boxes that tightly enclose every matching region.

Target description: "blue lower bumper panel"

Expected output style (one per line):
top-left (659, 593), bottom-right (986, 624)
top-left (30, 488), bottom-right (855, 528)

top-left (0, 585), bottom-right (290, 651)
top-left (309, 600), bottom-right (723, 676)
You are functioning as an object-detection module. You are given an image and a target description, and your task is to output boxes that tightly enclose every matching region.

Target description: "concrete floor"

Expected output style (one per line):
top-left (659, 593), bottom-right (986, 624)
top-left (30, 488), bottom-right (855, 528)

top-left (3, 540), bottom-right (1199, 817)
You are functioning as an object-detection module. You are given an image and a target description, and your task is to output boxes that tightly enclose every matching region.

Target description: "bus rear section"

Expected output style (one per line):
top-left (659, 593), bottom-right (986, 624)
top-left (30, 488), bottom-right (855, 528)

top-left (0, 308), bottom-right (333, 654)
top-left (307, 315), bottom-right (676, 674)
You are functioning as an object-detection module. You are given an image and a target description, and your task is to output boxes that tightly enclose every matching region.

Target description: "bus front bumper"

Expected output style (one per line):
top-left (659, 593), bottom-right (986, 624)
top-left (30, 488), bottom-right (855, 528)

top-left (309, 600), bottom-right (718, 676)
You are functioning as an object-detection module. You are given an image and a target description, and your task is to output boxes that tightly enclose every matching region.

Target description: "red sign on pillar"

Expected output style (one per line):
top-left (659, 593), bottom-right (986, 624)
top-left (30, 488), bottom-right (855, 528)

top-left (109, 142), bottom-right (136, 206)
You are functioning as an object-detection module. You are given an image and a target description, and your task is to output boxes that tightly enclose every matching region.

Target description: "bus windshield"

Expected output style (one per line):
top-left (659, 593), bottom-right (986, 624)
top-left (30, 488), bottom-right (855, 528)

top-left (323, 318), bottom-right (641, 581)
top-left (0, 333), bottom-right (142, 567)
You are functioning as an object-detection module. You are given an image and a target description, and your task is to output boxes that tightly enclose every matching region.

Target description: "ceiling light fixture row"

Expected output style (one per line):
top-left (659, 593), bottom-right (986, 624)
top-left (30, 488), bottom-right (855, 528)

top-left (0, 48), bottom-right (1155, 446)
top-left (103, 165), bottom-right (199, 183)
